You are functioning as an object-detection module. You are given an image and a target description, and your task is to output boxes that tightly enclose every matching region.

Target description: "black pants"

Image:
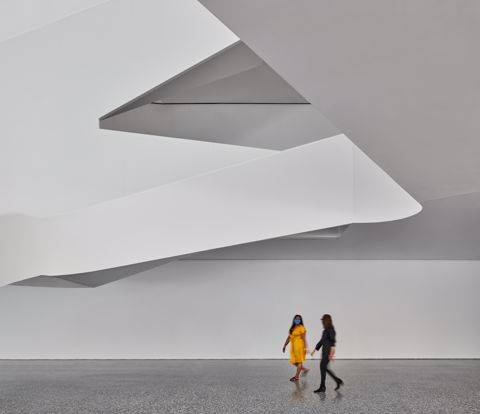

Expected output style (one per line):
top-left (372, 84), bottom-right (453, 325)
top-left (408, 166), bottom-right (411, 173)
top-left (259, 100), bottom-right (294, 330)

top-left (320, 355), bottom-right (341, 387)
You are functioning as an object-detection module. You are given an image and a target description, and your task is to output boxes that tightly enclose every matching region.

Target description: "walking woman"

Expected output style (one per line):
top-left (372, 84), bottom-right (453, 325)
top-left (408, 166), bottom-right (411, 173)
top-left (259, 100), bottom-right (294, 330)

top-left (310, 314), bottom-right (344, 392)
top-left (282, 314), bottom-right (310, 382)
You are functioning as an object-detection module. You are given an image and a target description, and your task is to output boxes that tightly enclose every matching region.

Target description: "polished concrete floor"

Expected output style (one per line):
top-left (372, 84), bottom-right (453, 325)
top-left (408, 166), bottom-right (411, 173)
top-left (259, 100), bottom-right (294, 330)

top-left (0, 360), bottom-right (479, 413)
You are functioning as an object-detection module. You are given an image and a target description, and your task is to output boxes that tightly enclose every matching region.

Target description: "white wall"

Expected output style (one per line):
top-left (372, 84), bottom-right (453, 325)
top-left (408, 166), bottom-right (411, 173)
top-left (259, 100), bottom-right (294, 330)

top-left (0, 260), bottom-right (478, 359)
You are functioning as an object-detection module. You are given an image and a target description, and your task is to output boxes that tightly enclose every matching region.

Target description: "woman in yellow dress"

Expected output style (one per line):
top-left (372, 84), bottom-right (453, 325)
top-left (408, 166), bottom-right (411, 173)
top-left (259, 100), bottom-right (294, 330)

top-left (282, 314), bottom-right (310, 381)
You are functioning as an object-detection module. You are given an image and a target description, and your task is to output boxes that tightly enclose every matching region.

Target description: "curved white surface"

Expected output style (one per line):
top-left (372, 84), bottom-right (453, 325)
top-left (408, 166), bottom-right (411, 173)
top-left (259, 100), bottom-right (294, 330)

top-left (0, 135), bottom-right (421, 287)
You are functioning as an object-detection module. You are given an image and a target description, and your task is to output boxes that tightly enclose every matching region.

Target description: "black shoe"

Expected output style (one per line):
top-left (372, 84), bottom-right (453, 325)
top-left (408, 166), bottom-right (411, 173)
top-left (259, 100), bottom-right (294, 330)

top-left (334, 379), bottom-right (344, 391)
top-left (313, 386), bottom-right (326, 393)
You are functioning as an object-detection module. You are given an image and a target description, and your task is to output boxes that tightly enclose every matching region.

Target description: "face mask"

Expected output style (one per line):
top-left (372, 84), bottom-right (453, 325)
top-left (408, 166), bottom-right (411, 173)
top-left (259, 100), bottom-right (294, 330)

top-left (294, 319), bottom-right (301, 325)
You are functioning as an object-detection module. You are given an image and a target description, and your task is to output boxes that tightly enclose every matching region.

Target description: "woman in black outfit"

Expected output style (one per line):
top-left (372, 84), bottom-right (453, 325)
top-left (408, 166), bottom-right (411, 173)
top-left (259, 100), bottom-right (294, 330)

top-left (310, 314), bottom-right (344, 393)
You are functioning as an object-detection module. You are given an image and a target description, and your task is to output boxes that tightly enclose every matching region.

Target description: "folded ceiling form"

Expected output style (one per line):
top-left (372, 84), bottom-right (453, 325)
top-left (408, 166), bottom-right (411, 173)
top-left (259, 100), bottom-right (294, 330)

top-left (100, 41), bottom-right (339, 150)
top-left (3, 24), bottom-right (421, 288)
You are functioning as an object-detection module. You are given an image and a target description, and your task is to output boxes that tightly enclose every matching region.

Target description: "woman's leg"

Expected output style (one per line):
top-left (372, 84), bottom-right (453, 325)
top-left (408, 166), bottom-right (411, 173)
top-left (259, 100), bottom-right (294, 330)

top-left (326, 365), bottom-right (339, 381)
top-left (290, 363), bottom-right (301, 381)
top-left (319, 358), bottom-right (328, 389)
top-left (327, 368), bottom-right (343, 391)
top-left (326, 363), bottom-right (344, 389)
top-left (295, 363), bottom-right (303, 379)
top-left (314, 358), bottom-right (328, 392)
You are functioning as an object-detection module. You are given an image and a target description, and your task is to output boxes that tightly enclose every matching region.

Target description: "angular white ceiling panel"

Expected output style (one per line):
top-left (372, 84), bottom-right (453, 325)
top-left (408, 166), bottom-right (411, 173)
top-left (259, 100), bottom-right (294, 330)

top-left (101, 42), bottom-right (308, 119)
top-left (101, 103), bottom-right (336, 150)
top-left (101, 41), bottom-right (339, 150)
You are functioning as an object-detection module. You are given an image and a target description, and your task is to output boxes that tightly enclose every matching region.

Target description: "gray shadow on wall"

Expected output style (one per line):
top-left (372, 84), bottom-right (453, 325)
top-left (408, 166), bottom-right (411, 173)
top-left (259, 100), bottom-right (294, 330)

top-left (11, 257), bottom-right (179, 288)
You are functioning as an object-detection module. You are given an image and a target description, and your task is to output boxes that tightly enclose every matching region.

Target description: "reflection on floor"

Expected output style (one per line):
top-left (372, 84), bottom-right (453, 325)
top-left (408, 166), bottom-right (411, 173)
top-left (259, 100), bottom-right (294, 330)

top-left (0, 360), bottom-right (479, 413)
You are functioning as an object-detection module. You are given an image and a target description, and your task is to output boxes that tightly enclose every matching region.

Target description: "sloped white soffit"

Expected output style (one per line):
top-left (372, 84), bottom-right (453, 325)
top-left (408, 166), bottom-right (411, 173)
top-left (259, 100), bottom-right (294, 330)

top-left (2, 135), bottom-right (421, 287)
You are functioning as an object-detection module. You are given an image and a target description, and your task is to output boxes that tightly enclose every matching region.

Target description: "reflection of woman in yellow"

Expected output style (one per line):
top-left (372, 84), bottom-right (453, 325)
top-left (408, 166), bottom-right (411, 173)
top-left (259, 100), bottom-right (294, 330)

top-left (282, 314), bottom-right (310, 382)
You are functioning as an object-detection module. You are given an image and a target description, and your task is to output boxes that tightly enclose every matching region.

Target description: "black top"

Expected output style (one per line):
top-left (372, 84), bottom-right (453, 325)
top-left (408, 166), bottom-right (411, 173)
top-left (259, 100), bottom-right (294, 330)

top-left (315, 327), bottom-right (336, 352)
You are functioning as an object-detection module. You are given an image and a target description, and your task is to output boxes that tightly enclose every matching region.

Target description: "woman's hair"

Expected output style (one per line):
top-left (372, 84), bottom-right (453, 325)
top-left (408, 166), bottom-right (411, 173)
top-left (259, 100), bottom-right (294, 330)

top-left (322, 314), bottom-right (333, 329)
top-left (289, 314), bottom-right (304, 334)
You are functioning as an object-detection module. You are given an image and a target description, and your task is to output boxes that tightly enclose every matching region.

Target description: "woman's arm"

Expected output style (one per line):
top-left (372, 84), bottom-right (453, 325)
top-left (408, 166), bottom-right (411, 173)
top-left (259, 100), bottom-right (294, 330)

top-left (302, 332), bottom-right (309, 353)
top-left (311, 330), bottom-right (327, 356)
top-left (329, 346), bottom-right (336, 361)
top-left (282, 336), bottom-right (290, 353)
top-left (311, 337), bottom-right (323, 356)
top-left (328, 329), bottom-right (337, 360)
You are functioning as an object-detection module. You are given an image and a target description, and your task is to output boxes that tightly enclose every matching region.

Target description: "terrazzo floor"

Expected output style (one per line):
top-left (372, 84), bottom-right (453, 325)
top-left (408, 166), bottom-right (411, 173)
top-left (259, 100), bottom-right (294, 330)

top-left (0, 360), bottom-right (479, 413)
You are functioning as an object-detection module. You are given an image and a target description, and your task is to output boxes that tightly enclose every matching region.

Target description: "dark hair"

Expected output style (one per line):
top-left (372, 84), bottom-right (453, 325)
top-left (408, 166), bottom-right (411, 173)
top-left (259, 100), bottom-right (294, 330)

top-left (289, 314), bottom-right (304, 334)
top-left (322, 314), bottom-right (333, 329)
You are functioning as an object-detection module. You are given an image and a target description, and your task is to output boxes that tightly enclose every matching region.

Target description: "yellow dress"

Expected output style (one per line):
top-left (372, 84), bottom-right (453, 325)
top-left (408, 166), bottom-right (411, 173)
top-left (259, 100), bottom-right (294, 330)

top-left (289, 325), bottom-right (306, 364)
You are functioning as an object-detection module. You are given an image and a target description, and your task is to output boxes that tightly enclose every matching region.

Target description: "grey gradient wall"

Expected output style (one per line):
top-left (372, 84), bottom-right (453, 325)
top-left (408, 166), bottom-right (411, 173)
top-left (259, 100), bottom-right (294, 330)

top-left (0, 260), bottom-right (478, 359)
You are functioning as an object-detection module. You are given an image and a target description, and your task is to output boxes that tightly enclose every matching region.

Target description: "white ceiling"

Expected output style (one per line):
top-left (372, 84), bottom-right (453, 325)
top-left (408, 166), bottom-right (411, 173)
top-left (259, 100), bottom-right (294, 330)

top-left (1, 0), bottom-right (479, 283)
top-left (200, 0), bottom-right (480, 203)
top-left (0, 0), bottom-right (111, 43)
